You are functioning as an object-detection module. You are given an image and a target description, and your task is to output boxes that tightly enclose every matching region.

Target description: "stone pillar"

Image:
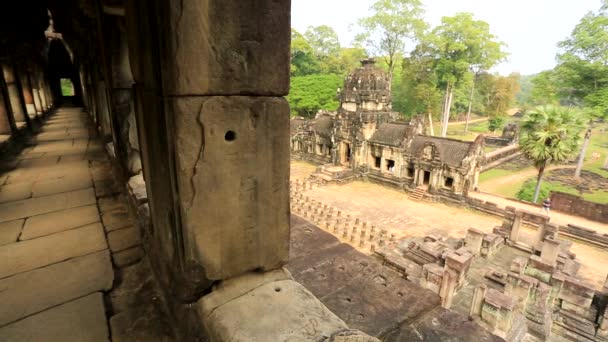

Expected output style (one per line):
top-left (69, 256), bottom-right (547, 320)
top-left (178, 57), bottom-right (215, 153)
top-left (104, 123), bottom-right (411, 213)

top-left (125, 0), bottom-right (290, 299)
top-left (440, 270), bottom-right (456, 309)
top-left (465, 228), bottom-right (484, 255)
top-left (540, 238), bottom-right (560, 266)
top-left (19, 69), bottom-right (36, 119)
top-left (0, 74), bottom-right (16, 135)
top-left (2, 64), bottom-right (29, 126)
top-left (27, 66), bottom-right (44, 116)
top-left (470, 284), bottom-right (487, 317)
top-left (510, 211), bottom-right (523, 243)
top-left (95, 80), bottom-right (113, 139)
top-left (107, 14), bottom-right (141, 175)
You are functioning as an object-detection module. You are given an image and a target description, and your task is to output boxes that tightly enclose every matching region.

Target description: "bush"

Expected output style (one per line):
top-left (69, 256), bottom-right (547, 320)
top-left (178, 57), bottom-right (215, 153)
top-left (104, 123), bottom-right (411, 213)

top-left (488, 116), bottom-right (506, 133)
top-left (516, 180), bottom-right (549, 203)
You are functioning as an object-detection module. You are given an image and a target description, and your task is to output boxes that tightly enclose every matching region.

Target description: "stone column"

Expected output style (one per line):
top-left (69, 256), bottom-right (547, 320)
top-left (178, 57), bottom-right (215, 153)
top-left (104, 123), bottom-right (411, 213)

top-left (540, 238), bottom-right (560, 266)
top-left (27, 65), bottom-right (44, 116)
top-left (465, 228), bottom-right (484, 255)
top-left (510, 211), bottom-right (523, 243)
top-left (440, 270), bottom-right (456, 309)
top-left (126, 0), bottom-right (290, 299)
top-left (19, 69), bottom-right (36, 119)
top-left (0, 74), bottom-right (16, 135)
top-left (470, 284), bottom-right (487, 317)
top-left (107, 14), bottom-right (141, 175)
top-left (2, 64), bottom-right (29, 126)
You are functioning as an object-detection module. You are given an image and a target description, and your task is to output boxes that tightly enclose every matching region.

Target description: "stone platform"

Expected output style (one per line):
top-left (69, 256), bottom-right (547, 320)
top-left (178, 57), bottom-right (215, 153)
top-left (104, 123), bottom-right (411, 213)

top-left (288, 215), bottom-right (504, 341)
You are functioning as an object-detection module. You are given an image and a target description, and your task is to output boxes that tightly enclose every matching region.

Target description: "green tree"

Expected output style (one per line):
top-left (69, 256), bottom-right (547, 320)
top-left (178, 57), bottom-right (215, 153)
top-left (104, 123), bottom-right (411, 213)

top-left (304, 25), bottom-right (341, 59)
top-left (354, 0), bottom-right (426, 80)
top-left (430, 13), bottom-right (506, 137)
top-left (524, 71), bottom-right (561, 107)
top-left (398, 41), bottom-right (442, 131)
top-left (518, 106), bottom-right (586, 203)
top-left (304, 25), bottom-right (343, 74)
top-left (477, 73), bottom-right (521, 118)
top-left (287, 74), bottom-right (343, 117)
top-left (291, 29), bottom-right (320, 76)
top-left (557, 1), bottom-right (608, 119)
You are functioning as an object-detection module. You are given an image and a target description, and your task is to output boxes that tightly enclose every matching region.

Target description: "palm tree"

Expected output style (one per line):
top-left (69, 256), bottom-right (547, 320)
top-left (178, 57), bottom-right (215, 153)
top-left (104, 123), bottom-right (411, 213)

top-left (519, 106), bottom-right (585, 203)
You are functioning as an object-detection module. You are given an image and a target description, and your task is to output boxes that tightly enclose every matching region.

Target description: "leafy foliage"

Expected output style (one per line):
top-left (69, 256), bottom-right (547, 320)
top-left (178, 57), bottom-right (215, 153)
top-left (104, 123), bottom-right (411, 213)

top-left (488, 116), bottom-right (505, 132)
top-left (519, 106), bottom-right (586, 202)
top-left (354, 0), bottom-right (426, 78)
top-left (516, 180), bottom-right (550, 202)
top-left (287, 74), bottom-right (343, 118)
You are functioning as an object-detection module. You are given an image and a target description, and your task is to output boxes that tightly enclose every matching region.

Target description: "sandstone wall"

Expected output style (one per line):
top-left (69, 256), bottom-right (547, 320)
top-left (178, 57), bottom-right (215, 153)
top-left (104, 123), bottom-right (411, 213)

top-left (550, 191), bottom-right (608, 223)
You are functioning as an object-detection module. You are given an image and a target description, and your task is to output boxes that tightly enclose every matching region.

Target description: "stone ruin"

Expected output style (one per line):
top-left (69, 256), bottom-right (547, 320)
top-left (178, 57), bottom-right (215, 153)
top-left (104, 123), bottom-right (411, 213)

top-left (371, 205), bottom-right (608, 341)
top-left (485, 122), bottom-right (520, 147)
top-left (470, 208), bottom-right (608, 341)
top-left (290, 59), bottom-right (485, 201)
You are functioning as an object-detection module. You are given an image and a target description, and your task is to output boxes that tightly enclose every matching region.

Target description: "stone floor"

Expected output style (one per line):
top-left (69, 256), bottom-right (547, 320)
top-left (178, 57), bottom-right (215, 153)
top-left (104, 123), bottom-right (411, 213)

top-left (0, 107), bottom-right (174, 341)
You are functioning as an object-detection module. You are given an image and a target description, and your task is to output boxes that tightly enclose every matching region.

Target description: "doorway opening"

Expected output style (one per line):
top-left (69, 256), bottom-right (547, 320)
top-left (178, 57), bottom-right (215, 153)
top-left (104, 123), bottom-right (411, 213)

top-left (60, 78), bottom-right (74, 96)
top-left (423, 171), bottom-right (431, 185)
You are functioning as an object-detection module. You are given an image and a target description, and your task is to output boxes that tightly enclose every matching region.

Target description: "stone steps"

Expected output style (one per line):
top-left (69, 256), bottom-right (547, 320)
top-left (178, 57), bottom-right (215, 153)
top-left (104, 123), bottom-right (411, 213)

top-left (410, 187), bottom-right (427, 201)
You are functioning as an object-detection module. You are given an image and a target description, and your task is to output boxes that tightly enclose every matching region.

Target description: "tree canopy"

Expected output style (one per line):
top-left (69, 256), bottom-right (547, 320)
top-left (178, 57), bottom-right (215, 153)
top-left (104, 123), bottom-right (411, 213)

top-left (354, 0), bottom-right (426, 79)
top-left (519, 106), bottom-right (586, 202)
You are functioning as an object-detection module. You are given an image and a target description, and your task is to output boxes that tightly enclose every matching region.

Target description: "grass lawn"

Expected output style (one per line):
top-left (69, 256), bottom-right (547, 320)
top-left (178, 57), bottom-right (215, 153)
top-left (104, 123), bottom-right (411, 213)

top-left (478, 168), bottom-right (516, 183)
top-left (582, 124), bottom-right (608, 178)
top-left (431, 120), bottom-right (494, 142)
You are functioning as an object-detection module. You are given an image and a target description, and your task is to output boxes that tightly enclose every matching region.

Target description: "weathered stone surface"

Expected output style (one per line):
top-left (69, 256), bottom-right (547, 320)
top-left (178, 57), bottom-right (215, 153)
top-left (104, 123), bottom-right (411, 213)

top-left (20, 205), bottom-right (99, 240)
top-left (328, 330), bottom-right (381, 342)
top-left (0, 219), bottom-right (23, 246)
top-left (0, 182), bottom-right (32, 204)
top-left (109, 260), bottom-right (157, 314)
top-left (384, 307), bottom-right (504, 342)
top-left (0, 223), bottom-right (107, 278)
top-left (0, 250), bottom-right (113, 325)
top-left (98, 194), bottom-right (128, 213)
top-left (160, 0), bottom-right (290, 96)
top-left (203, 280), bottom-right (349, 342)
top-left (318, 268), bottom-right (440, 337)
top-left (0, 188), bottom-right (96, 223)
top-left (102, 208), bottom-right (132, 232)
top-left (172, 96), bottom-right (290, 280)
top-left (94, 179), bottom-right (120, 198)
top-left (290, 215), bottom-right (341, 260)
top-left (31, 174), bottom-right (92, 197)
top-left (110, 299), bottom-right (175, 342)
top-left (112, 246), bottom-right (144, 268)
top-left (0, 293), bottom-right (110, 342)
top-left (199, 269), bottom-right (291, 318)
top-left (107, 226), bottom-right (141, 253)
top-left (127, 174), bottom-right (147, 204)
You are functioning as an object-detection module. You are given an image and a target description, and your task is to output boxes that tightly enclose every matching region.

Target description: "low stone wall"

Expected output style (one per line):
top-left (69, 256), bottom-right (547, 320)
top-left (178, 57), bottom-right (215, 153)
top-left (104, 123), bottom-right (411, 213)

top-left (482, 145), bottom-right (520, 171)
top-left (550, 192), bottom-right (608, 223)
top-left (484, 136), bottom-right (511, 147)
top-left (465, 197), bottom-right (608, 249)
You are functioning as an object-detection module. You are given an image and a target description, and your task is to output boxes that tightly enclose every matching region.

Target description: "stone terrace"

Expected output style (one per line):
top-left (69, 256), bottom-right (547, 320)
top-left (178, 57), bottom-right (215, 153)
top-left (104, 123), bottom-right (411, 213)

top-left (0, 107), bottom-right (174, 341)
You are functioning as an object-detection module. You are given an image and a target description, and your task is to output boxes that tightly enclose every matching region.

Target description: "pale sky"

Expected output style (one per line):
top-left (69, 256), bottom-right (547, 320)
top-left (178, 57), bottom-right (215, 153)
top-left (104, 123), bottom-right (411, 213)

top-left (292, 0), bottom-right (602, 75)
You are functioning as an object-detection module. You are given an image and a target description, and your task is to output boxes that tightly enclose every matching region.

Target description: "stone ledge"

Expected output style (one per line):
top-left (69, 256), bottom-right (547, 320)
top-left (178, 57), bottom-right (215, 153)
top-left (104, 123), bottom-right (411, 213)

top-left (200, 277), bottom-right (378, 342)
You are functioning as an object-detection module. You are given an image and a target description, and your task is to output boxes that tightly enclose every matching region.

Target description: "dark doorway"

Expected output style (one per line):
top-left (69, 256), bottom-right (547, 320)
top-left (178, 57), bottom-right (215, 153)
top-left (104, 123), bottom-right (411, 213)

top-left (423, 171), bottom-right (431, 185)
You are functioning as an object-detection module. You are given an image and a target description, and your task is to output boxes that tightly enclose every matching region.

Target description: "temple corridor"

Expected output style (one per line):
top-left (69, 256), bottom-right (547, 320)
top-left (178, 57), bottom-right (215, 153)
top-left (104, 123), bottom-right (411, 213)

top-left (0, 106), bottom-right (174, 341)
